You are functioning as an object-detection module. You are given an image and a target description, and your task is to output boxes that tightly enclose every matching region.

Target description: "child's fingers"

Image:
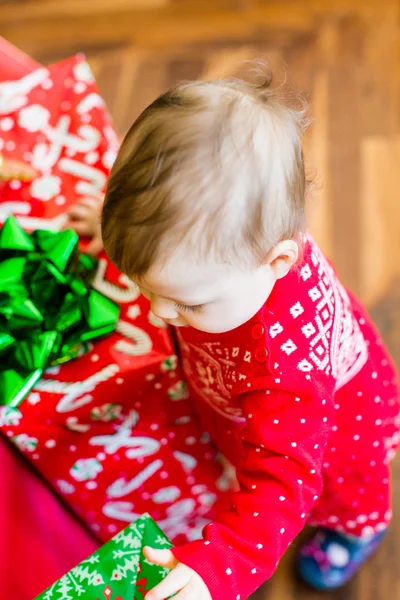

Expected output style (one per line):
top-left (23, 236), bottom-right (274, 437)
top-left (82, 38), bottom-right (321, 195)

top-left (86, 235), bottom-right (103, 256)
top-left (145, 564), bottom-right (190, 600)
top-left (143, 547), bottom-right (178, 569)
top-left (65, 220), bottom-right (92, 236)
top-left (67, 204), bottom-right (91, 220)
top-left (169, 583), bottom-right (202, 600)
top-left (0, 156), bottom-right (37, 181)
top-left (77, 196), bottom-right (103, 209)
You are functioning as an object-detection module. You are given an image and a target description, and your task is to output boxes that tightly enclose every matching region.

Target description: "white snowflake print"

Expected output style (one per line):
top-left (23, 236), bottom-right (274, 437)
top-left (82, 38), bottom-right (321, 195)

top-left (298, 359), bottom-right (313, 372)
top-left (18, 104), bottom-right (50, 132)
top-left (70, 458), bottom-right (103, 482)
top-left (302, 322), bottom-right (316, 338)
top-left (84, 150), bottom-right (99, 164)
top-left (27, 392), bottom-right (41, 405)
top-left (297, 243), bottom-right (368, 386)
top-left (290, 301), bottom-right (304, 318)
top-left (309, 286), bottom-right (322, 302)
top-left (269, 322), bottom-right (283, 338)
top-left (0, 116), bottom-right (14, 131)
top-left (102, 148), bottom-right (117, 170)
top-left (12, 433), bottom-right (38, 452)
top-left (73, 61), bottom-right (95, 83)
top-left (244, 350), bottom-right (252, 363)
top-left (300, 264), bottom-right (312, 281)
top-left (127, 304), bottom-right (141, 320)
top-left (74, 82), bottom-right (87, 95)
top-left (280, 340), bottom-right (297, 355)
top-left (41, 78), bottom-right (53, 90)
top-left (56, 479), bottom-right (76, 495)
top-left (0, 405), bottom-right (22, 427)
top-left (30, 175), bottom-right (62, 201)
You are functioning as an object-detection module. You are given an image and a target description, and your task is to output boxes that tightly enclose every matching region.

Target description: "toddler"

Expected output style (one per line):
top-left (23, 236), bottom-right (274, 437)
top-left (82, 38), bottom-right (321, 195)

top-left (100, 77), bottom-right (399, 600)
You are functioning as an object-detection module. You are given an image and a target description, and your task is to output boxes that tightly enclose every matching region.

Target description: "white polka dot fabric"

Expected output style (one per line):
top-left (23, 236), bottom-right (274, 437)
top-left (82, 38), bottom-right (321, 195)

top-left (173, 238), bottom-right (399, 600)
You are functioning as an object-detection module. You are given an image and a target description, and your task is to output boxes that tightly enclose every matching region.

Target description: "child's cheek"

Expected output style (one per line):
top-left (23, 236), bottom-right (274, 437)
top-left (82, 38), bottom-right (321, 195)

top-left (186, 314), bottom-right (202, 329)
top-left (185, 313), bottom-right (209, 330)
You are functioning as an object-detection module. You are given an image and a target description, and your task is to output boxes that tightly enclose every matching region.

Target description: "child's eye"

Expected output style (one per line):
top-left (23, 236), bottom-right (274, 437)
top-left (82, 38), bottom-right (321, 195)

top-left (174, 302), bottom-right (203, 314)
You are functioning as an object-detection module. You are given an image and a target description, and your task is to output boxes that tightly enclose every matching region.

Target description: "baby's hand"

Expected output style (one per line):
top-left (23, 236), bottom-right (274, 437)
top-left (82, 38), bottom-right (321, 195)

top-left (66, 194), bottom-right (103, 255)
top-left (144, 547), bottom-right (212, 600)
top-left (0, 153), bottom-right (36, 182)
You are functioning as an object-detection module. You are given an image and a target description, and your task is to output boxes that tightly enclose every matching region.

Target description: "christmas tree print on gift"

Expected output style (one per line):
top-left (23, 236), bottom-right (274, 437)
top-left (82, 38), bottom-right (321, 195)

top-left (35, 514), bottom-right (172, 600)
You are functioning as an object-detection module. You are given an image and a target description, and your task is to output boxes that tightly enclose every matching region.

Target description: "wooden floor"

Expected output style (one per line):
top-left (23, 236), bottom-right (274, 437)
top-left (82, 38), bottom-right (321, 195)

top-left (1, 1), bottom-right (400, 599)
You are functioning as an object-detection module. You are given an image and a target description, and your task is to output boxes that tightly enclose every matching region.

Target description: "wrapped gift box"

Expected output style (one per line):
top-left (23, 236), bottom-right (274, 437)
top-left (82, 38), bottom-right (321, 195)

top-left (0, 53), bottom-right (119, 226)
top-left (34, 514), bottom-right (171, 599)
top-left (0, 41), bottom-right (101, 600)
top-left (0, 53), bottom-right (225, 546)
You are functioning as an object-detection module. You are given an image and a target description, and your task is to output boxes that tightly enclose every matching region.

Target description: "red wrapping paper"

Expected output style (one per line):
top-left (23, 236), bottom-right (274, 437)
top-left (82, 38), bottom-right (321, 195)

top-left (0, 53), bottom-right (226, 547)
top-left (0, 54), bottom-right (119, 227)
top-left (0, 41), bottom-right (99, 599)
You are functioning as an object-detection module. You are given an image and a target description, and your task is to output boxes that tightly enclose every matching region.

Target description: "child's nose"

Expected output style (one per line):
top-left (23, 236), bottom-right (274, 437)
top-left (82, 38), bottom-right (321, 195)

top-left (150, 295), bottom-right (179, 320)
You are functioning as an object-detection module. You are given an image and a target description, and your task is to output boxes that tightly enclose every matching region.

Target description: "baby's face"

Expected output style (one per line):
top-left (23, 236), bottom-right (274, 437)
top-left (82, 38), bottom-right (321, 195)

top-left (133, 255), bottom-right (277, 334)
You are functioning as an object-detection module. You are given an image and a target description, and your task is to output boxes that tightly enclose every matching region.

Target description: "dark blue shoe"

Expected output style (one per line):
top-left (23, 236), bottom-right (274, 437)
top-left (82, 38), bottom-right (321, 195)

top-left (296, 528), bottom-right (387, 590)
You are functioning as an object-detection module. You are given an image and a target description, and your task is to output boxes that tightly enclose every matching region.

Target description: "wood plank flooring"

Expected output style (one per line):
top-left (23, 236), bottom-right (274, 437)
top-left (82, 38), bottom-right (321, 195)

top-left (1, 2), bottom-right (399, 598)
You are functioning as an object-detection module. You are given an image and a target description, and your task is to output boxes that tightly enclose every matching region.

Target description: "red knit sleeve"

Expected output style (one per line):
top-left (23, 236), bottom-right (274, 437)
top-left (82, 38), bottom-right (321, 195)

top-left (172, 375), bottom-right (335, 600)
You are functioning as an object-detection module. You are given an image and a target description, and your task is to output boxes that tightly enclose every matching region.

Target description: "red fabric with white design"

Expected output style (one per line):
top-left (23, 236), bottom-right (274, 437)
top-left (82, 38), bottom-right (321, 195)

top-left (0, 54), bottom-right (119, 227)
top-left (0, 46), bottom-right (100, 598)
top-left (173, 239), bottom-right (400, 600)
top-left (1, 52), bottom-right (399, 600)
top-left (0, 56), bottom-right (227, 551)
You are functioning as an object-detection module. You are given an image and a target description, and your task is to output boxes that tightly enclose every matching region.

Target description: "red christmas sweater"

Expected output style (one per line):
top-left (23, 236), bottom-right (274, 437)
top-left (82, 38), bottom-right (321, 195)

top-left (172, 237), bottom-right (399, 599)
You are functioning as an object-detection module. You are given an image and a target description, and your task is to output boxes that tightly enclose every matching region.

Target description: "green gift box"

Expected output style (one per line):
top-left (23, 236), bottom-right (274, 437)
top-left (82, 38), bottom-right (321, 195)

top-left (35, 515), bottom-right (172, 599)
top-left (0, 215), bottom-right (120, 407)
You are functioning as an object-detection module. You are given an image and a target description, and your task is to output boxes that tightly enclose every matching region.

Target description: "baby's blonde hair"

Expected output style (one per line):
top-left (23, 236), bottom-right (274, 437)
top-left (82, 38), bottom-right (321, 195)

top-left (102, 75), bottom-right (308, 276)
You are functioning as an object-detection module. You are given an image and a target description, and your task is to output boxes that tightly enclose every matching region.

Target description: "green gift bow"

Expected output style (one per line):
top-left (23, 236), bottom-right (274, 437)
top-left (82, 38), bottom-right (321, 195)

top-left (0, 215), bottom-right (120, 407)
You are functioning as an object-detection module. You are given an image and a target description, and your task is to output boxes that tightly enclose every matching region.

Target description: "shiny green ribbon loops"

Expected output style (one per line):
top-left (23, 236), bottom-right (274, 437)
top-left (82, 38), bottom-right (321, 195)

top-left (0, 215), bottom-right (120, 406)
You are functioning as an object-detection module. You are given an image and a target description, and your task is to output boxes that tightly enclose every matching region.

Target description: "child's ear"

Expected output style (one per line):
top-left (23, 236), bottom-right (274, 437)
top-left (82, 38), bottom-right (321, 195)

top-left (267, 240), bottom-right (299, 280)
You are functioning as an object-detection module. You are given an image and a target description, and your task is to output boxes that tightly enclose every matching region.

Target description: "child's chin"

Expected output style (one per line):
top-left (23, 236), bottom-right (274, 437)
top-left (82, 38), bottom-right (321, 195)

top-left (166, 319), bottom-right (188, 328)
